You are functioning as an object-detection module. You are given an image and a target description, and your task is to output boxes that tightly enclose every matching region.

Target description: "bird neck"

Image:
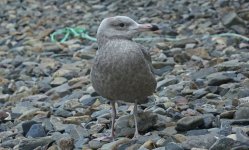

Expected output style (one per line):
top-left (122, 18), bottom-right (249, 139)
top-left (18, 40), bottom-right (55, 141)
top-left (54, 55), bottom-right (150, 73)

top-left (97, 34), bottom-right (109, 48)
top-left (97, 33), bottom-right (132, 48)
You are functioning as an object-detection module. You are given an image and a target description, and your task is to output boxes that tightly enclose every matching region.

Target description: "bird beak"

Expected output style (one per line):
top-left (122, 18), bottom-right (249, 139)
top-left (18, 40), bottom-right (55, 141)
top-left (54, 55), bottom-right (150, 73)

top-left (136, 24), bottom-right (159, 32)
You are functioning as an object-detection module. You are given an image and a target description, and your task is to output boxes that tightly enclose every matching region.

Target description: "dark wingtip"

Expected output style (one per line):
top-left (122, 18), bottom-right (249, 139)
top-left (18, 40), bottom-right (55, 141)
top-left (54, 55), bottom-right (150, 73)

top-left (151, 24), bottom-right (159, 31)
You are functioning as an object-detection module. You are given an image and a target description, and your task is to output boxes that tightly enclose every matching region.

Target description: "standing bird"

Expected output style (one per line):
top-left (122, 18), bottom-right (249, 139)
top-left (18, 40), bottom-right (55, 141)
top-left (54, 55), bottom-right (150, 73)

top-left (91, 16), bottom-right (158, 139)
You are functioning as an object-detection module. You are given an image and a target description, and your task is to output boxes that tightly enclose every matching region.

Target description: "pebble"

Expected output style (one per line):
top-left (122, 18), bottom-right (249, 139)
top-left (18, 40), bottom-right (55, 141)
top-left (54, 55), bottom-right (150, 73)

top-left (45, 83), bottom-right (71, 100)
top-left (63, 115), bottom-right (91, 125)
top-left (165, 142), bottom-right (184, 150)
top-left (186, 129), bottom-right (209, 136)
top-left (101, 138), bottom-right (130, 150)
top-left (18, 136), bottom-right (54, 150)
top-left (89, 139), bottom-right (105, 149)
top-left (209, 137), bottom-right (235, 150)
top-left (156, 138), bottom-right (167, 147)
top-left (206, 72), bottom-right (235, 86)
top-left (1, 0), bottom-right (249, 149)
top-left (156, 76), bottom-right (179, 90)
top-left (0, 94), bottom-right (10, 103)
top-left (115, 112), bottom-right (158, 137)
top-left (50, 77), bottom-right (68, 86)
top-left (53, 107), bottom-right (72, 117)
top-left (181, 134), bottom-right (217, 149)
top-left (160, 126), bottom-right (177, 135)
top-left (26, 124), bottom-right (46, 138)
top-left (22, 120), bottom-right (39, 136)
top-left (220, 110), bottom-right (235, 119)
top-left (57, 136), bottom-right (74, 150)
top-left (176, 116), bottom-right (204, 131)
top-left (234, 107), bottom-right (249, 119)
top-left (141, 140), bottom-right (155, 149)
top-left (50, 116), bottom-right (68, 131)
top-left (0, 111), bottom-right (9, 121)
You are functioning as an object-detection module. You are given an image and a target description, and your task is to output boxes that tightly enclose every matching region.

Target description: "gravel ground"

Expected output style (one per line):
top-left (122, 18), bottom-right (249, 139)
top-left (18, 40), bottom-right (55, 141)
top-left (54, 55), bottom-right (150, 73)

top-left (1, 0), bottom-right (249, 150)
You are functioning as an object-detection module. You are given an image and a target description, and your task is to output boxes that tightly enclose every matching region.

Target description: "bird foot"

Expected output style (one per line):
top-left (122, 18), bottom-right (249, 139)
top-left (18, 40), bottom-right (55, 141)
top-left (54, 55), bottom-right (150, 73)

top-left (93, 135), bottom-right (114, 142)
top-left (132, 133), bottom-right (141, 140)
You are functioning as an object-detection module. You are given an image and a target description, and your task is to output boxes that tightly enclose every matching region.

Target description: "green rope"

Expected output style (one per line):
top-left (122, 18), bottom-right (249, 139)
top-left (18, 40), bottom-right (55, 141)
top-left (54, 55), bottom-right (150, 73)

top-left (211, 33), bottom-right (249, 41)
top-left (50, 27), bottom-right (97, 42)
top-left (50, 27), bottom-right (249, 43)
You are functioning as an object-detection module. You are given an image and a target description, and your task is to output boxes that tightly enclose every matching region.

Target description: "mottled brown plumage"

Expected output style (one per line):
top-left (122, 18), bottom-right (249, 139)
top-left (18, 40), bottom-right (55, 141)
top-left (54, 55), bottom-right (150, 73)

top-left (90, 16), bottom-right (158, 139)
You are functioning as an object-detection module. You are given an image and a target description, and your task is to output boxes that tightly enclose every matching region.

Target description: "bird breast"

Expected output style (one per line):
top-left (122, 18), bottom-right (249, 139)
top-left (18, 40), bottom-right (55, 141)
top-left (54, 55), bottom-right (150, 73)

top-left (91, 39), bottom-right (156, 103)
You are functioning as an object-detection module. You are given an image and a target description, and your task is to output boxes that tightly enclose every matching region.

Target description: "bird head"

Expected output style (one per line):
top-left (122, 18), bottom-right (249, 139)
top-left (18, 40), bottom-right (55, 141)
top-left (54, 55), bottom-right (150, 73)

top-left (97, 16), bottom-right (159, 40)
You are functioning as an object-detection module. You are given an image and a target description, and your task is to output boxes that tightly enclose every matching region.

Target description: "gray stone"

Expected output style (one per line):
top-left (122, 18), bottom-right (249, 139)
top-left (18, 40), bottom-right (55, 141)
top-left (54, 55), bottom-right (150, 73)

top-left (37, 77), bottom-right (52, 93)
top-left (50, 77), bottom-right (68, 86)
top-left (101, 138), bottom-right (130, 150)
top-left (89, 139), bottom-right (106, 149)
top-left (165, 142), bottom-right (184, 150)
top-left (26, 124), bottom-right (46, 138)
top-left (117, 141), bottom-right (141, 150)
top-left (53, 107), bottom-right (72, 117)
top-left (50, 116), bottom-right (68, 131)
top-left (221, 11), bottom-right (246, 27)
top-left (79, 95), bottom-right (98, 106)
top-left (238, 96), bottom-right (249, 107)
top-left (64, 124), bottom-right (90, 139)
top-left (203, 114), bottom-right (215, 128)
top-left (207, 72), bottom-right (235, 86)
top-left (209, 138), bottom-right (235, 150)
top-left (0, 139), bottom-right (20, 148)
top-left (18, 136), bottom-right (54, 150)
top-left (186, 129), bottom-right (209, 136)
top-left (45, 83), bottom-right (71, 99)
top-left (53, 68), bottom-right (79, 79)
top-left (220, 110), bottom-right (236, 119)
top-left (63, 98), bottom-right (82, 111)
top-left (216, 60), bottom-right (243, 71)
top-left (156, 76), bottom-right (179, 90)
top-left (235, 107), bottom-right (249, 119)
top-left (219, 120), bottom-right (232, 136)
top-left (50, 132), bottom-right (64, 141)
top-left (200, 104), bottom-right (218, 114)
top-left (153, 107), bottom-right (166, 115)
top-left (176, 116), bottom-right (204, 131)
top-left (156, 138), bottom-right (168, 147)
top-left (231, 145), bottom-right (249, 150)
top-left (42, 118), bottom-right (54, 133)
top-left (22, 120), bottom-right (38, 136)
top-left (0, 94), bottom-right (10, 103)
top-left (159, 126), bottom-right (177, 136)
top-left (153, 147), bottom-right (165, 150)
top-left (115, 112), bottom-right (158, 137)
top-left (91, 109), bottom-right (110, 118)
top-left (193, 88), bottom-right (208, 98)
top-left (236, 128), bottom-right (249, 144)
top-left (155, 114), bottom-right (172, 128)
top-left (73, 48), bottom-right (96, 60)
top-left (57, 135), bottom-right (74, 150)
top-left (181, 133), bottom-right (217, 149)
top-left (190, 67), bottom-right (217, 80)
top-left (21, 94), bottom-right (49, 102)
top-left (75, 137), bottom-right (89, 149)
top-left (136, 133), bottom-right (161, 143)
top-left (0, 111), bottom-right (9, 121)
top-left (173, 52), bottom-right (191, 64)
top-left (224, 87), bottom-right (249, 99)
top-left (12, 101), bottom-right (35, 114)
top-left (153, 65), bottom-right (174, 76)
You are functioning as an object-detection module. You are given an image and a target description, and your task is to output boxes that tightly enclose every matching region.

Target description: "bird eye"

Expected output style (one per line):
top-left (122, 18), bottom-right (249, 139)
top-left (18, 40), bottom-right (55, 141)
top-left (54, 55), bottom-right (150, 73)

top-left (119, 23), bottom-right (125, 27)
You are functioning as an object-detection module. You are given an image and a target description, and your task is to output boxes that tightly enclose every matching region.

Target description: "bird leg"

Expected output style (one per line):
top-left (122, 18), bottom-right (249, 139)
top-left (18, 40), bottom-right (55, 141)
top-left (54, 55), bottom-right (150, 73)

top-left (110, 101), bottom-right (116, 140)
top-left (94, 101), bottom-right (116, 142)
top-left (133, 99), bottom-right (141, 139)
